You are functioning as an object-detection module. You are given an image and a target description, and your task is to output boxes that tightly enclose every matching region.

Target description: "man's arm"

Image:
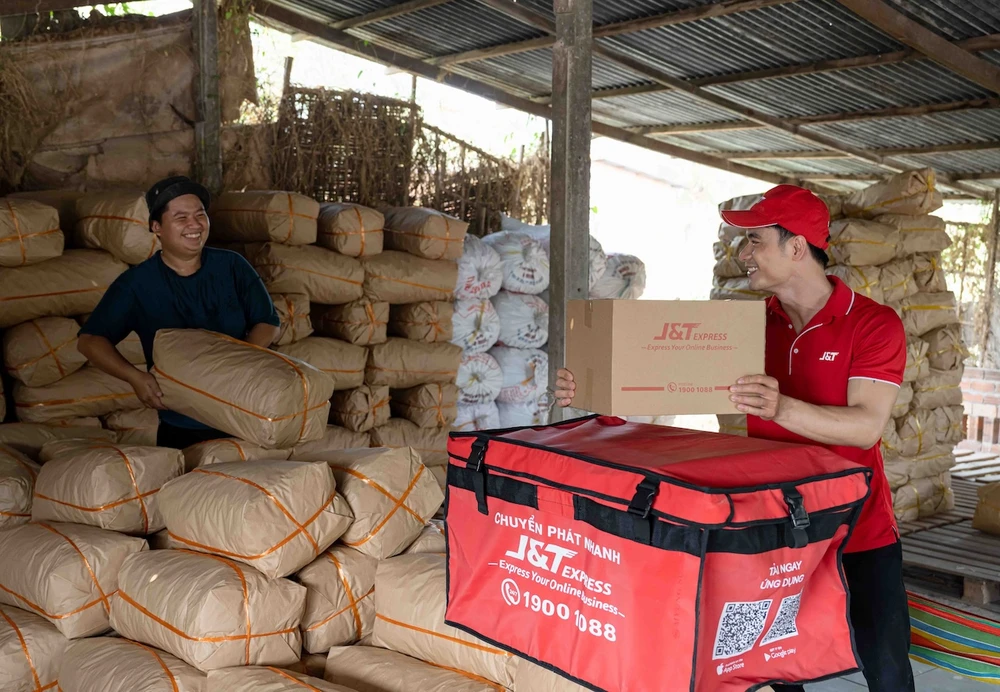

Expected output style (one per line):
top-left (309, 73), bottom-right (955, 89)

top-left (729, 376), bottom-right (898, 449)
top-left (246, 323), bottom-right (280, 348)
top-left (78, 335), bottom-right (166, 410)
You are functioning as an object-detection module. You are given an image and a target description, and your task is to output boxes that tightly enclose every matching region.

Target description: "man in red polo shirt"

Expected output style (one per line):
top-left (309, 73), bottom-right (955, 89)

top-left (554, 185), bottom-right (913, 692)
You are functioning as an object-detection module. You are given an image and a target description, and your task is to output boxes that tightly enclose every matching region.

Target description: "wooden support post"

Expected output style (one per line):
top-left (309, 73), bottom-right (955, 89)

top-left (193, 0), bottom-right (223, 195)
top-left (548, 0), bottom-right (592, 423)
top-left (981, 192), bottom-right (1000, 367)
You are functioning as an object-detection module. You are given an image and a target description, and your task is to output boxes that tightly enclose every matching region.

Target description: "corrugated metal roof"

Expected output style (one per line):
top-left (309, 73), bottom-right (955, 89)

top-left (264, 0), bottom-right (1000, 195)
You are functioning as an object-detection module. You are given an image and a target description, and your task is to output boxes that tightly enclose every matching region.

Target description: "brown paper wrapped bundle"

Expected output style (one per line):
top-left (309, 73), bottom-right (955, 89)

top-left (42, 417), bottom-right (102, 428)
top-left (8, 189), bottom-right (82, 232)
top-left (892, 382), bottom-right (912, 419)
top-left (402, 518), bottom-right (446, 555)
top-left (297, 546), bottom-right (377, 653)
top-left (924, 325), bottom-right (966, 371)
top-left (206, 666), bottom-right (353, 692)
top-left (271, 293), bottom-right (312, 346)
top-left (366, 338), bottom-right (461, 388)
top-left (932, 405), bottom-right (965, 447)
top-left (33, 440), bottom-right (184, 534)
top-left (0, 443), bottom-right (39, 530)
top-left (825, 265), bottom-right (882, 304)
top-left (383, 207), bottom-right (468, 261)
top-left (0, 521), bottom-right (146, 638)
top-left (209, 191), bottom-right (319, 245)
top-left (896, 408), bottom-right (937, 458)
top-left (391, 383), bottom-right (459, 428)
top-left (885, 448), bottom-right (955, 490)
top-left (329, 385), bottom-right (390, 433)
top-left (881, 419), bottom-right (904, 460)
top-left (876, 214), bottom-right (951, 258)
top-left (893, 472), bottom-right (953, 522)
top-left (0, 198), bottom-right (63, 268)
top-left (878, 259), bottom-right (917, 303)
top-left (317, 202), bottom-right (383, 257)
top-left (58, 637), bottom-right (206, 692)
top-left (388, 302), bottom-right (454, 343)
top-left (182, 438), bottom-right (290, 471)
top-left (13, 366), bottom-right (142, 423)
top-left (103, 408), bottom-right (159, 446)
top-left (974, 482), bottom-right (1000, 536)
top-left (899, 292), bottom-right (959, 337)
top-left (827, 219), bottom-right (898, 266)
top-left (249, 243), bottom-right (363, 304)
top-left (0, 250), bottom-right (127, 328)
top-left (370, 418), bottom-right (448, 467)
top-left (277, 337), bottom-right (367, 390)
top-left (282, 654), bottom-right (329, 680)
top-left (74, 192), bottom-right (158, 265)
top-left (716, 413), bottom-right (748, 437)
top-left (372, 554), bottom-right (518, 688)
top-left (913, 253), bottom-right (948, 293)
top-left (514, 658), bottom-right (592, 692)
top-left (313, 301), bottom-right (388, 346)
top-left (904, 338), bottom-right (930, 383)
top-left (153, 329), bottom-right (334, 449)
top-left (158, 460), bottom-right (354, 578)
top-left (712, 237), bottom-right (746, 279)
top-left (325, 645), bottom-right (507, 692)
top-left (360, 252), bottom-right (457, 303)
top-left (4, 317), bottom-right (87, 387)
top-left (0, 605), bottom-right (68, 692)
top-left (111, 550), bottom-right (305, 672)
top-left (303, 447), bottom-right (443, 560)
top-left (709, 276), bottom-right (769, 301)
top-left (288, 425), bottom-right (371, 457)
top-left (843, 168), bottom-right (943, 218)
top-left (0, 423), bottom-right (116, 459)
top-left (911, 368), bottom-right (963, 409)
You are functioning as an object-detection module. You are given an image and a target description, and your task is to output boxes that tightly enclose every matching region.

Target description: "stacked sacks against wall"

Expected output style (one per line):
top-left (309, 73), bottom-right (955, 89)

top-left (712, 170), bottom-right (961, 522)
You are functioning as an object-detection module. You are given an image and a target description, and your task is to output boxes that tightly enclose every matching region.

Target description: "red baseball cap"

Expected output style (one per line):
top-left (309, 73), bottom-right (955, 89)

top-left (720, 185), bottom-right (830, 250)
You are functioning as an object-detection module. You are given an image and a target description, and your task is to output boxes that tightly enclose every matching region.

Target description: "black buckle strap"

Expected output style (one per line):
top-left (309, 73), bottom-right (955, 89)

top-left (782, 487), bottom-right (811, 549)
top-left (626, 478), bottom-right (659, 545)
top-left (470, 438), bottom-right (489, 515)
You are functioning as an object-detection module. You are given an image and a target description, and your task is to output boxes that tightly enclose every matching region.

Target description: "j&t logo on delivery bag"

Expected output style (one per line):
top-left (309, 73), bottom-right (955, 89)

top-left (653, 323), bottom-right (701, 341)
top-left (506, 535), bottom-right (578, 573)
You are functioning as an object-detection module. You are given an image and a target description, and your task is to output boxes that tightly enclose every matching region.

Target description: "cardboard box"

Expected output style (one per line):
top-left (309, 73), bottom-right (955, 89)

top-left (565, 299), bottom-right (765, 416)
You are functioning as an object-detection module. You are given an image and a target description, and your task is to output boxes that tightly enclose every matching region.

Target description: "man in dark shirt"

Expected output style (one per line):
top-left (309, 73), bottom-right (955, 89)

top-left (78, 176), bottom-right (280, 449)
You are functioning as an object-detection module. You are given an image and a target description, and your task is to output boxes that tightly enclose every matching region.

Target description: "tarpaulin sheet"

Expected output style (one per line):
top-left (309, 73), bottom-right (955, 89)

top-left (446, 415), bottom-right (870, 692)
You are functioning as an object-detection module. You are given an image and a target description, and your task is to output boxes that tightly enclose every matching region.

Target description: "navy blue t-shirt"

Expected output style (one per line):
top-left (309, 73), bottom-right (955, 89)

top-left (80, 248), bottom-right (279, 429)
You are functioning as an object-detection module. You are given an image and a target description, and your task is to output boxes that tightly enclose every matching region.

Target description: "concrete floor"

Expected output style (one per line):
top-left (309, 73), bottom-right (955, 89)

top-left (801, 658), bottom-right (993, 691)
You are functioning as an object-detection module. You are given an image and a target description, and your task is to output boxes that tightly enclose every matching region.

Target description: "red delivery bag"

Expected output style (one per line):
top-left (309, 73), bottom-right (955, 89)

top-left (445, 415), bottom-right (871, 692)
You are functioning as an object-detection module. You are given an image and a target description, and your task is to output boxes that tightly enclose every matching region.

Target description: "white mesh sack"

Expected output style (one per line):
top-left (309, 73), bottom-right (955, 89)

top-left (454, 235), bottom-right (503, 301)
top-left (454, 402), bottom-right (501, 432)
top-left (490, 346), bottom-right (548, 404)
top-left (491, 291), bottom-right (548, 349)
top-left (497, 395), bottom-right (550, 428)
top-left (589, 253), bottom-right (646, 300)
top-left (450, 299), bottom-right (501, 354)
top-left (501, 214), bottom-right (607, 290)
top-left (480, 231), bottom-right (549, 295)
top-left (456, 352), bottom-right (503, 405)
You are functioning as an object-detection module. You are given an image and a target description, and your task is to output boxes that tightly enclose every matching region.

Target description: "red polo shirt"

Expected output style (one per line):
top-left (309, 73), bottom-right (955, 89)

top-left (748, 276), bottom-right (907, 553)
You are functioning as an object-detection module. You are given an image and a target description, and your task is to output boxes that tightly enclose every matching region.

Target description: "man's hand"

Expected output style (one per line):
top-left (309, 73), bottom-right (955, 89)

top-left (129, 371), bottom-right (167, 410)
top-left (554, 368), bottom-right (577, 408)
top-left (729, 375), bottom-right (782, 420)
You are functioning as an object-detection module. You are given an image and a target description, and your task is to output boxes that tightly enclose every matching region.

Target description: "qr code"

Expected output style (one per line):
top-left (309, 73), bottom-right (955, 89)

top-left (761, 592), bottom-right (802, 645)
top-left (712, 599), bottom-right (773, 660)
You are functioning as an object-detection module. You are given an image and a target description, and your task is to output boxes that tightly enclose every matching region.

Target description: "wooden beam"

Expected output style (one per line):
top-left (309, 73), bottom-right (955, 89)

top-left (723, 140), bottom-right (1000, 160)
top-left (879, 141), bottom-right (1000, 157)
top-left (834, 0), bottom-right (1000, 96)
top-left (331, 0), bottom-right (453, 31)
top-left (193, 0), bottom-right (223, 194)
top-left (435, 0), bottom-right (792, 66)
top-left (795, 173), bottom-right (887, 181)
top-left (252, 1), bottom-right (796, 190)
top-left (548, 0), bottom-right (593, 423)
top-left (0, 0), bottom-right (82, 15)
top-left (531, 33), bottom-right (1000, 104)
top-left (953, 171), bottom-right (1000, 182)
top-left (722, 150), bottom-right (848, 160)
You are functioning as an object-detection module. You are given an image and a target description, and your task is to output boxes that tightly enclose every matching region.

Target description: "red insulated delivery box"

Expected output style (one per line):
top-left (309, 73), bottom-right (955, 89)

top-left (445, 415), bottom-right (871, 692)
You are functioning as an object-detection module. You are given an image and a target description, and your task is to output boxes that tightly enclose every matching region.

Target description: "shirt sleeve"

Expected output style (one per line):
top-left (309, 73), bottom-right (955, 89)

top-left (233, 253), bottom-right (280, 329)
top-left (848, 306), bottom-right (906, 387)
top-left (77, 273), bottom-right (137, 345)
